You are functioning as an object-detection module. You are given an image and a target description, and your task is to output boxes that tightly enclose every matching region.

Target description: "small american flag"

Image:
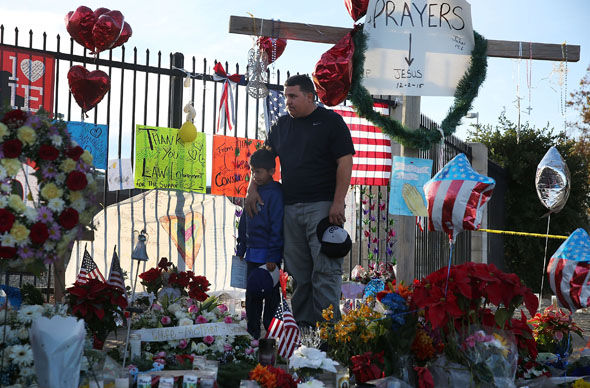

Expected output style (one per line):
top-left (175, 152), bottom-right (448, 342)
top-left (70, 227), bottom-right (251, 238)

top-left (331, 103), bottom-right (392, 186)
top-left (264, 90), bottom-right (287, 136)
top-left (76, 247), bottom-right (105, 284)
top-left (107, 247), bottom-right (126, 294)
top-left (265, 299), bottom-right (300, 359)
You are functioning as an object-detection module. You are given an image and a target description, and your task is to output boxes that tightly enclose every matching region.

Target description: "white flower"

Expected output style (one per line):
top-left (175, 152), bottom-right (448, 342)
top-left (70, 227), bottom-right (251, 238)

top-left (178, 318), bottom-right (193, 326)
top-left (0, 195), bottom-right (8, 207)
top-left (1, 233), bottom-right (16, 247)
top-left (19, 366), bottom-right (34, 376)
top-left (167, 303), bottom-right (182, 314)
top-left (71, 198), bottom-right (86, 213)
top-left (17, 304), bottom-right (44, 323)
top-left (0, 165), bottom-right (7, 180)
top-left (50, 134), bottom-right (63, 146)
top-left (212, 341), bottom-right (226, 354)
top-left (9, 344), bottom-right (34, 366)
top-left (192, 342), bottom-right (208, 354)
top-left (298, 379), bottom-right (325, 388)
top-left (168, 340), bottom-right (180, 348)
top-left (23, 206), bottom-right (37, 222)
top-left (289, 346), bottom-right (337, 373)
top-left (17, 327), bottom-right (29, 340)
top-left (48, 198), bottom-right (65, 212)
top-left (1, 183), bottom-right (11, 192)
top-left (0, 326), bottom-right (18, 345)
top-left (202, 310), bottom-right (217, 322)
top-left (55, 173), bottom-right (66, 185)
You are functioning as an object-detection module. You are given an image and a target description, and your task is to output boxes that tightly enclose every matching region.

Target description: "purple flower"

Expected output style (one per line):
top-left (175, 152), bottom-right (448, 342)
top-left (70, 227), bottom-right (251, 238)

top-left (151, 304), bottom-right (162, 311)
top-left (235, 209), bottom-right (243, 218)
top-left (42, 165), bottom-right (58, 179)
top-left (250, 339), bottom-right (259, 347)
top-left (370, 216), bottom-right (376, 222)
top-left (245, 347), bottom-right (255, 355)
top-left (386, 247), bottom-right (393, 256)
top-left (48, 126), bottom-right (59, 136)
top-left (363, 209), bottom-right (369, 215)
top-left (373, 247), bottom-right (379, 255)
top-left (25, 115), bottom-right (42, 128)
top-left (241, 310), bottom-right (247, 320)
top-left (48, 225), bottom-right (61, 241)
top-left (17, 245), bottom-right (34, 259)
top-left (37, 206), bottom-right (54, 223)
top-left (43, 254), bottom-right (57, 265)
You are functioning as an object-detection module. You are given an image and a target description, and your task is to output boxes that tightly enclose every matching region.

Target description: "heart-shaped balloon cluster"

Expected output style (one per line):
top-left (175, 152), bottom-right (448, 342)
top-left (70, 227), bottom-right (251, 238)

top-left (67, 65), bottom-right (111, 113)
top-left (257, 37), bottom-right (287, 64)
top-left (65, 6), bottom-right (132, 54)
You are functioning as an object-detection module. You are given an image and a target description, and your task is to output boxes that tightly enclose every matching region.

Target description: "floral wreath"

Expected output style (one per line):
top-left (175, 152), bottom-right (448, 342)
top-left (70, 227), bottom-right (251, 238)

top-left (0, 108), bottom-right (98, 274)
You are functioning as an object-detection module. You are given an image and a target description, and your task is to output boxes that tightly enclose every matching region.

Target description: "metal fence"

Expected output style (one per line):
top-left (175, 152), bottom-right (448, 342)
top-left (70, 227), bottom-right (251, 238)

top-left (0, 25), bottom-right (498, 299)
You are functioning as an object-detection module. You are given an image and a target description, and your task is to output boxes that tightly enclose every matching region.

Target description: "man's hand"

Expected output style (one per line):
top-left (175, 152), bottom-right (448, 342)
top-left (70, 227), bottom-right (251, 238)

top-left (266, 262), bottom-right (277, 272)
top-left (244, 185), bottom-right (263, 217)
top-left (329, 200), bottom-right (346, 225)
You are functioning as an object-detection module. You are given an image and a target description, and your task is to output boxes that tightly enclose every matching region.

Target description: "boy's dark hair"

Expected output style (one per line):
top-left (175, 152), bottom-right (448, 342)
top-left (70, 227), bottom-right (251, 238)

top-left (284, 74), bottom-right (316, 95)
top-left (250, 147), bottom-right (275, 170)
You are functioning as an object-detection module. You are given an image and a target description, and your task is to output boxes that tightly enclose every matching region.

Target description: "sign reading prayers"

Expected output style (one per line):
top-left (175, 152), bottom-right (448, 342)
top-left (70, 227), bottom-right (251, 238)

top-left (135, 125), bottom-right (206, 192)
top-left (0, 46), bottom-right (55, 113)
top-left (132, 322), bottom-right (249, 342)
top-left (363, 0), bottom-right (474, 96)
top-left (211, 135), bottom-right (280, 198)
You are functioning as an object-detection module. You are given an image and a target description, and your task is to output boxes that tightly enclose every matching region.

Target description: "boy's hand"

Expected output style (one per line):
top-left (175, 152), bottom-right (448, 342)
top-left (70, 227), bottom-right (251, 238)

top-left (266, 262), bottom-right (276, 272)
top-left (245, 184), bottom-right (263, 217)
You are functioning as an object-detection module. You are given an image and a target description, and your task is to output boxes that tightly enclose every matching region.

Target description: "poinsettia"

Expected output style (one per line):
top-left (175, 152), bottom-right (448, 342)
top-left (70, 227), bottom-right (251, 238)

top-left (139, 257), bottom-right (210, 301)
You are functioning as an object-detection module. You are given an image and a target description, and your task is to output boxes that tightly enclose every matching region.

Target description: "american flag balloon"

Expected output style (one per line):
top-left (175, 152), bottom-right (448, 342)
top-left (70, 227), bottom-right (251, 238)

top-left (547, 228), bottom-right (590, 311)
top-left (423, 153), bottom-right (495, 241)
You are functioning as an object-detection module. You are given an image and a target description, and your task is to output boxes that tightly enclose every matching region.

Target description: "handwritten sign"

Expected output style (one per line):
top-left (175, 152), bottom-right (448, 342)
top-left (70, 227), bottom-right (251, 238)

top-left (211, 135), bottom-right (280, 198)
top-left (107, 159), bottom-right (134, 191)
top-left (134, 125), bottom-right (206, 192)
top-left (0, 47), bottom-right (55, 114)
top-left (67, 121), bottom-right (108, 169)
top-left (132, 322), bottom-right (249, 342)
top-left (389, 156), bottom-right (432, 216)
top-left (363, 0), bottom-right (474, 96)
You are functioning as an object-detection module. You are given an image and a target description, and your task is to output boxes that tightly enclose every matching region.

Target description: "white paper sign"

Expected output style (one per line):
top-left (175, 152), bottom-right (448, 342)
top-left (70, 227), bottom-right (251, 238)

top-left (108, 158), bottom-right (134, 191)
top-left (132, 322), bottom-right (249, 342)
top-left (230, 255), bottom-right (247, 289)
top-left (363, 0), bottom-right (474, 96)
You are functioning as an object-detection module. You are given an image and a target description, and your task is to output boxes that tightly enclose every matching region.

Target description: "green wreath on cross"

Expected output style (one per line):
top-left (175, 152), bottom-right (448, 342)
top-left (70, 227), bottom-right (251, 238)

top-left (349, 26), bottom-right (488, 150)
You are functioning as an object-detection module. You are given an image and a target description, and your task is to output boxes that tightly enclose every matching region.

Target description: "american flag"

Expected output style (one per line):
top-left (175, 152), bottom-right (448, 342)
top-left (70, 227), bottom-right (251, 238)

top-left (423, 154), bottom-right (495, 241)
top-left (548, 228), bottom-right (590, 311)
top-left (264, 89), bottom-right (287, 136)
top-left (107, 247), bottom-right (126, 294)
top-left (265, 299), bottom-right (300, 359)
top-left (76, 248), bottom-right (105, 284)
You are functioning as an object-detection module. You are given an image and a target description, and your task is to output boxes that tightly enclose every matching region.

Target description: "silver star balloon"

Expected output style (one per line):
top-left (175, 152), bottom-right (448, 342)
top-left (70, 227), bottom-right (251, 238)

top-left (535, 146), bottom-right (570, 214)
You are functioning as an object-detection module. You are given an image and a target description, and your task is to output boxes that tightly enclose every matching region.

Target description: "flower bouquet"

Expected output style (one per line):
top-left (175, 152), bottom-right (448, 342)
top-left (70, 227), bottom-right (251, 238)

top-left (139, 257), bottom-right (210, 302)
top-left (288, 346), bottom-right (338, 382)
top-left (350, 351), bottom-right (386, 384)
top-left (528, 305), bottom-right (583, 356)
top-left (248, 363), bottom-right (298, 388)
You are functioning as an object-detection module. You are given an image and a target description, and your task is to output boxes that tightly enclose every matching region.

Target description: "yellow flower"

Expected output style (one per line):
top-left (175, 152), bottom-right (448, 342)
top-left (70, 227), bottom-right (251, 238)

top-left (573, 379), bottom-right (590, 388)
top-left (322, 305), bottom-right (334, 321)
top-left (81, 150), bottom-right (93, 165)
top-left (10, 222), bottom-right (29, 242)
top-left (40, 183), bottom-right (63, 200)
top-left (60, 158), bottom-right (76, 173)
top-left (0, 123), bottom-right (8, 139)
top-left (8, 195), bottom-right (26, 213)
top-left (69, 191), bottom-right (83, 202)
top-left (1, 158), bottom-right (21, 176)
top-left (17, 126), bottom-right (36, 145)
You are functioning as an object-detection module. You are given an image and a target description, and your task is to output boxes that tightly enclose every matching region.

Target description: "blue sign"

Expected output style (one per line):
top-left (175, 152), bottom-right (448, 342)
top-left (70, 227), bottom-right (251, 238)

top-left (389, 156), bottom-right (432, 217)
top-left (66, 121), bottom-right (108, 169)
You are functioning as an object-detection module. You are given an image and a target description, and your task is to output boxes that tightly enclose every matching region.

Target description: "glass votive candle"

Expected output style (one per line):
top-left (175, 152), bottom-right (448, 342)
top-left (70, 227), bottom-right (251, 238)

top-left (258, 338), bottom-right (277, 366)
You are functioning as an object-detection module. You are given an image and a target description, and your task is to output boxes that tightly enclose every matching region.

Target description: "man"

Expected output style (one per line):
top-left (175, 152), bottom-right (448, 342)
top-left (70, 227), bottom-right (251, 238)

top-left (245, 74), bottom-right (354, 325)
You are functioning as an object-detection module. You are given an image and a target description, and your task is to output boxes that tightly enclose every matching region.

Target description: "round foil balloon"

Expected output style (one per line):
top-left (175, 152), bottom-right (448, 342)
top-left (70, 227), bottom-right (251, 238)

top-left (535, 146), bottom-right (570, 214)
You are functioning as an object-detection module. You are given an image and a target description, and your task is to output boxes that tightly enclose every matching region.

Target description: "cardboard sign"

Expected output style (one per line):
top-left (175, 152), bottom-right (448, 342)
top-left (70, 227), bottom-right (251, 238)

top-left (134, 125), bottom-right (206, 192)
top-left (132, 322), bottom-right (248, 342)
top-left (0, 46), bottom-right (55, 113)
top-left (363, 0), bottom-right (474, 96)
top-left (67, 121), bottom-right (108, 169)
top-left (389, 156), bottom-right (432, 216)
top-left (211, 135), bottom-right (280, 198)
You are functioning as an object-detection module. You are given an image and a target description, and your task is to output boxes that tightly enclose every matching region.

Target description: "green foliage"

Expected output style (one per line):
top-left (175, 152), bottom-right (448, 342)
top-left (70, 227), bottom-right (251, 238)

top-left (217, 360), bottom-right (258, 388)
top-left (467, 114), bottom-right (590, 291)
top-left (20, 283), bottom-right (44, 305)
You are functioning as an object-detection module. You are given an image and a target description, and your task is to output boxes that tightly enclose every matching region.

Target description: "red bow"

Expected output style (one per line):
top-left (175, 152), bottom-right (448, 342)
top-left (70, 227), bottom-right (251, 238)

top-left (213, 63), bottom-right (242, 132)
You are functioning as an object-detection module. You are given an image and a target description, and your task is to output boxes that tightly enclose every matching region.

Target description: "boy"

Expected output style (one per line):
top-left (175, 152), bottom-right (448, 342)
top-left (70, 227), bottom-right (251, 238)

top-left (236, 147), bottom-right (283, 339)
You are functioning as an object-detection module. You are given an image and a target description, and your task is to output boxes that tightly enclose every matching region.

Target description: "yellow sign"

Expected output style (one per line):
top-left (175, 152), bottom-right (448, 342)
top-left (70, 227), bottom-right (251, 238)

top-left (134, 125), bottom-right (206, 192)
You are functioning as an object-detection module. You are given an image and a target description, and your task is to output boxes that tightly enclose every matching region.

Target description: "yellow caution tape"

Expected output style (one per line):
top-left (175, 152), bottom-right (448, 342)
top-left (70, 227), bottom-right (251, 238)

top-left (478, 228), bottom-right (568, 240)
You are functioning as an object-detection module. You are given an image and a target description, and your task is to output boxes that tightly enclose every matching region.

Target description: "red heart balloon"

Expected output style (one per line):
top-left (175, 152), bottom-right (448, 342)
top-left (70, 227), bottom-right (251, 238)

top-left (92, 10), bottom-right (124, 53)
top-left (112, 22), bottom-right (132, 49)
top-left (257, 37), bottom-right (287, 64)
top-left (65, 6), bottom-right (96, 51)
top-left (93, 7), bottom-right (111, 18)
top-left (313, 30), bottom-right (355, 106)
top-left (67, 65), bottom-right (110, 113)
top-left (344, 0), bottom-right (369, 21)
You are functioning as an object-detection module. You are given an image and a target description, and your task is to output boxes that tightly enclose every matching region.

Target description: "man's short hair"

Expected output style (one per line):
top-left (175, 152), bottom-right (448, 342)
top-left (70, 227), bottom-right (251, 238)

top-left (250, 147), bottom-right (275, 171)
top-left (284, 74), bottom-right (316, 95)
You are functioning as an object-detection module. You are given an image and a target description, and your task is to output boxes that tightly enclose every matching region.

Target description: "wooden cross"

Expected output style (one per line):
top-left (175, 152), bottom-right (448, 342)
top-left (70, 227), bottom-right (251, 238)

top-left (229, 15), bottom-right (580, 284)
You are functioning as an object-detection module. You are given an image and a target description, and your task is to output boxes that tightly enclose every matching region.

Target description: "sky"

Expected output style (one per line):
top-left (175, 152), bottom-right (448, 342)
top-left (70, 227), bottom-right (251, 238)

top-left (1, 0), bottom-right (589, 141)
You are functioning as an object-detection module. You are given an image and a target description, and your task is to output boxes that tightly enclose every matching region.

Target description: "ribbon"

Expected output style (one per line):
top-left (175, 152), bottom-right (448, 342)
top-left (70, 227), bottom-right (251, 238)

top-left (213, 62), bottom-right (243, 132)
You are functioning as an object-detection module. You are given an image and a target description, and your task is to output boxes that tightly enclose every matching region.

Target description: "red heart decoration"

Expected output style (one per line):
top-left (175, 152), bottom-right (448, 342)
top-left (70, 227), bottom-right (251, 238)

top-left (93, 7), bottom-right (111, 18)
top-left (92, 10), bottom-right (124, 53)
top-left (65, 6), bottom-right (96, 51)
top-left (112, 22), bottom-right (132, 49)
top-left (257, 37), bottom-right (287, 64)
top-left (344, 0), bottom-right (369, 21)
top-left (67, 65), bottom-right (111, 113)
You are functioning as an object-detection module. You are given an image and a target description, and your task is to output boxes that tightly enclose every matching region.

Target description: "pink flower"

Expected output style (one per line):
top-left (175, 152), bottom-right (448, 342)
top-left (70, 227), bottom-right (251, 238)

top-left (179, 339), bottom-right (188, 349)
top-left (241, 310), bottom-right (247, 320)
top-left (217, 304), bottom-right (228, 313)
top-left (161, 316), bottom-right (171, 325)
top-left (245, 347), bottom-right (255, 355)
top-left (250, 339), bottom-right (259, 347)
top-left (224, 316), bottom-right (233, 324)
top-left (555, 331), bottom-right (564, 340)
top-left (196, 315), bottom-right (208, 324)
top-left (223, 344), bottom-right (233, 352)
top-left (151, 303), bottom-right (162, 311)
top-left (203, 336), bottom-right (215, 345)
top-left (188, 305), bottom-right (199, 314)
top-left (156, 351), bottom-right (167, 358)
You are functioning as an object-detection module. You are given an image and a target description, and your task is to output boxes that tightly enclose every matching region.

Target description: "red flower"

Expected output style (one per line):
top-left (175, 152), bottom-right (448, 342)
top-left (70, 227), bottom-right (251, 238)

top-left (139, 268), bottom-right (162, 283)
top-left (0, 245), bottom-right (17, 258)
top-left (39, 144), bottom-right (60, 161)
top-left (158, 257), bottom-right (173, 269)
top-left (59, 207), bottom-right (79, 230)
top-left (1, 109), bottom-right (27, 127)
top-left (414, 366), bottom-right (434, 388)
top-left (30, 222), bottom-right (49, 244)
top-left (350, 351), bottom-right (385, 383)
top-left (66, 146), bottom-right (84, 161)
top-left (3, 138), bottom-right (23, 158)
top-left (66, 170), bottom-right (88, 191)
top-left (0, 209), bottom-right (15, 233)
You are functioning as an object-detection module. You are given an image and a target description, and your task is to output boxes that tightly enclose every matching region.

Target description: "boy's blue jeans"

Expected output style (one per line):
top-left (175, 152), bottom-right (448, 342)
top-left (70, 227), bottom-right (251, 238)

top-left (245, 261), bottom-right (280, 339)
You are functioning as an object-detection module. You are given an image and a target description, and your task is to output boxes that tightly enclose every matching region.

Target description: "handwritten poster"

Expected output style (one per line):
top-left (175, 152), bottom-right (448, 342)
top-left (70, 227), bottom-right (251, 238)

top-left (107, 158), bottom-right (134, 191)
top-left (0, 47), bottom-right (55, 114)
top-left (389, 156), bottom-right (432, 217)
top-left (134, 125), bottom-right (206, 192)
top-left (67, 121), bottom-right (108, 169)
top-left (211, 135), bottom-right (280, 198)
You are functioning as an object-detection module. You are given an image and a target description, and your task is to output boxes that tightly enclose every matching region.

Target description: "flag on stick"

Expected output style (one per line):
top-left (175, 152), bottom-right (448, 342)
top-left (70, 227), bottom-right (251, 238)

top-left (265, 298), bottom-right (300, 359)
top-left (107, 246), bottom-right (126, 294)
top-left (76, 246), bottom-right (105, 284)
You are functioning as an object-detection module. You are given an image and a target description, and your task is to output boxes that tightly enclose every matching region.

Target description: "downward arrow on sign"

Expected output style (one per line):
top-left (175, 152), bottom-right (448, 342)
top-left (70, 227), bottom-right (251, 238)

top-left (405, 33), bottom-right (414, 67)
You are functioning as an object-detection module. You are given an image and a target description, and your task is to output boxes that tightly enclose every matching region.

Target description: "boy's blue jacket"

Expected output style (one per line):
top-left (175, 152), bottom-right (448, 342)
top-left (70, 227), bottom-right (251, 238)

top-left (236, 181), bottom-right (284, 264)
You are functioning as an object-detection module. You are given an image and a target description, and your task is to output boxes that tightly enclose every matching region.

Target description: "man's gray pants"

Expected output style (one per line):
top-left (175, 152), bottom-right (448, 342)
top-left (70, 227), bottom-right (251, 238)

top-left (283, 201), bottom-right (343, 325)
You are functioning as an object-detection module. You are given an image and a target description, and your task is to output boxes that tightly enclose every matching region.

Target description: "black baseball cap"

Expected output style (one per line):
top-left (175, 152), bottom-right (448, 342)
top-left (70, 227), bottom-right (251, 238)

top-left (316, 217), bottom-right (352, 258)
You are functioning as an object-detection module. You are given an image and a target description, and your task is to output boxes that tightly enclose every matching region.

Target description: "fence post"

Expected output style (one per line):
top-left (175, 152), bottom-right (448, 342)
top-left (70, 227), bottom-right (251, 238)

top-left (468, 142), bottom-right (489, 264)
